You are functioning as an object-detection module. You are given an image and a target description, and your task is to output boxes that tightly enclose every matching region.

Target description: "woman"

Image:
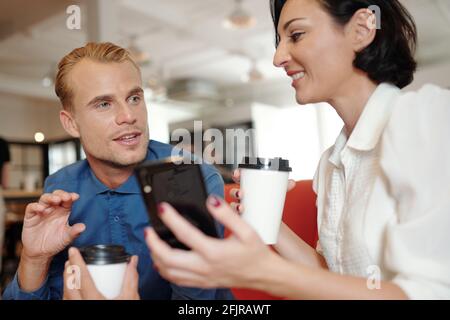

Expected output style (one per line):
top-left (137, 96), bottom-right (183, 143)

top-left (145, 0), bottom-right (450, 299)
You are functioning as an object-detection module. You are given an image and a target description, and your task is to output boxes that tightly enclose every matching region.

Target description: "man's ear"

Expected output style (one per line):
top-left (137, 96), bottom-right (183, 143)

top-left (60, 109), bottom-right (80, 138)
top-left (345, 8), bottom-right (377, 53)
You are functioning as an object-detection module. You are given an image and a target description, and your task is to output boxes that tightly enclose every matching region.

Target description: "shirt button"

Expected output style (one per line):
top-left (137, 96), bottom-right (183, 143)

top-left (114, 216), bottom-right (120, 222)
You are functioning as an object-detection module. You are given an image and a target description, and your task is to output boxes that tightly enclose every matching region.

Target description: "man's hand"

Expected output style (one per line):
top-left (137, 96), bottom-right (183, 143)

top-left (18, 190), bottom-right (85, 292)
top-left (21, 190), bottom-right (85, 261)
top-left (63, 247), bottom-right (140, 300)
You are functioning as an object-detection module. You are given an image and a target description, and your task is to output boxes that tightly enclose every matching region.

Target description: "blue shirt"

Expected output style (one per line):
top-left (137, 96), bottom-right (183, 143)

top-left (3, 140), bottom-right (233, 300)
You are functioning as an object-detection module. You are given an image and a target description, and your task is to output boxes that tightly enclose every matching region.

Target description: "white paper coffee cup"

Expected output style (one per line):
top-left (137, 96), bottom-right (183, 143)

top-left (80, 245), bottom-right (131, 299)
top-left (239, 157), bottom-right (291, 244)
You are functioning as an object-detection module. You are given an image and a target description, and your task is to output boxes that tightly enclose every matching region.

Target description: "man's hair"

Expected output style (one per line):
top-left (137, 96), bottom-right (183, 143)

top-left (55, 42), bottom-right (140, 111)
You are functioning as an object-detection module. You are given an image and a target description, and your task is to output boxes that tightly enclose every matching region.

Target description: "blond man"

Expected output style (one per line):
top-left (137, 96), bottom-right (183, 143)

top-left (3, 43), bottom-right (231, 300)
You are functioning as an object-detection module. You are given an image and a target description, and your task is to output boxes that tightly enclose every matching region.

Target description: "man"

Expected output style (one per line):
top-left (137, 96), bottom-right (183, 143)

top-left (3, 42), bottom-right (231, 300)
top-left (0, 136), bottom-right (11, 275)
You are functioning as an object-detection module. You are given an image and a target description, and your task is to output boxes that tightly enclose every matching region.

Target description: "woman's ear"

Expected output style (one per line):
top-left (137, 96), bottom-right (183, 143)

top-left (60, 109), bottom-right (80, 138)
top-left (346, 8), bottom-right (377, 53)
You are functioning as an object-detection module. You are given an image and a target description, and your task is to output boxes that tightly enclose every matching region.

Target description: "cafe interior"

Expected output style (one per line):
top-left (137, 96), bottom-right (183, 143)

top-left (0, 0), bottom-right (449, 298)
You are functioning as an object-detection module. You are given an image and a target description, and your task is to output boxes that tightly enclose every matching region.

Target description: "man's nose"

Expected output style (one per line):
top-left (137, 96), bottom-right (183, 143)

top-left (115, 103), bottom-right (137, 125)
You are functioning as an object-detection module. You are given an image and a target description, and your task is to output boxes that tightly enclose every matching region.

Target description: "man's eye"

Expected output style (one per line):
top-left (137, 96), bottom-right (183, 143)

top-left (97, 101), bottom-right (111, 109)
top-left (290, 32), bottom-right (305, 42)
top-left (128, 95), bottom-right (141, 104)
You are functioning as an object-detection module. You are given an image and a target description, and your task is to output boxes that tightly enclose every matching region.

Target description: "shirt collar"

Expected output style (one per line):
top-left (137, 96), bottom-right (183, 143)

top-left (328, 128), bottom-right (347, 168)
top-left (114, 174), bottom-right (141, 194)
top-left (88, 169), bottom-right (141, 195)
top-left (347, 83), bottom-right (400, 151)
top-left (328, 83), bottom-right (400, 167)
top-left (89, 146), bottom-right (153, 195)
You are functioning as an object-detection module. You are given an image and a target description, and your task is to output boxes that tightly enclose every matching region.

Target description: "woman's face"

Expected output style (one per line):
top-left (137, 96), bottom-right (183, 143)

top-left (273, 0), bottom-right (356, 105)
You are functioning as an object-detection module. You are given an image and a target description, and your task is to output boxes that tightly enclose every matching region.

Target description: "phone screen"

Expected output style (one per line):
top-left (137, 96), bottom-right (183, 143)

top-left (136, 158), bottom-right (219, 250)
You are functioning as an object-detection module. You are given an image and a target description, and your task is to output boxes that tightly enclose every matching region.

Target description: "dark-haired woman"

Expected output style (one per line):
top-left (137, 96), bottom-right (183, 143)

top-left (145, 0), bottom-right (450, 299)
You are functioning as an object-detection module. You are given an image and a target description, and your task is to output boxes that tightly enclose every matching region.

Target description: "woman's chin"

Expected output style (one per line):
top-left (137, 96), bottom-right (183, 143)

top-left (295, 94), bottom-right (313, 105)
top-left (295, 91), bottom-right (324, 105)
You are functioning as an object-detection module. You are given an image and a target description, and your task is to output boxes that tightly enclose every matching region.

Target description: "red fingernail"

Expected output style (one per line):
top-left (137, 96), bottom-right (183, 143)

top-left (144, 229), bottom-right (148, 239)
top-left (153, 264), bottom-right (159, 271)
top-left (208, 195), bottom-right (221, 207)
top-left (157, 204), bottom-right (165, 215)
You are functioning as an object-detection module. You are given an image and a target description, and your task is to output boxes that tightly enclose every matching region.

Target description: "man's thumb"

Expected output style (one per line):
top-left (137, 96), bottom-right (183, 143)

top-left (67, 223), bottom-right (86, 242)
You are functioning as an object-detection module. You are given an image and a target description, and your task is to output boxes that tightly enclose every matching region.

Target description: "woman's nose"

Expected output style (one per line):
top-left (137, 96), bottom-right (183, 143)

top-left (273, 41), bottom-right (290, 68)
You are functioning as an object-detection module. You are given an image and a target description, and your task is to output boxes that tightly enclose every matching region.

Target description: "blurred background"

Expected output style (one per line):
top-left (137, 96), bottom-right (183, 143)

top-left (0, 0), bottom-right (449, 290)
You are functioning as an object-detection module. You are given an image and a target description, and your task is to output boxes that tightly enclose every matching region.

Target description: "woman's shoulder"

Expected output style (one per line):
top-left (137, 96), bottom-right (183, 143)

top-left (385, 84), bottom-right (450, 139)
top-left (391, 84), bottom-right (449, 117)
top-left (380, 84), bottom-right (450, 213)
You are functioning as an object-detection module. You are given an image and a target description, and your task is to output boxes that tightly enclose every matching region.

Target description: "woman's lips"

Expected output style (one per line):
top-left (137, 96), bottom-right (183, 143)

top-left (288, 71), bottom-right (306, 88)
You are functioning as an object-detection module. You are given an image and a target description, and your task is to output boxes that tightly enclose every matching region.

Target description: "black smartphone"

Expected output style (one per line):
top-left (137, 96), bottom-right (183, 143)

top-left (135, 156), bottom-right (219, 250)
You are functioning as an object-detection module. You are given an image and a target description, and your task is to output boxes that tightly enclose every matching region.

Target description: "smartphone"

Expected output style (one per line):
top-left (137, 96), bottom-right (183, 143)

top-left (135, 156), bottom-right (219, 250)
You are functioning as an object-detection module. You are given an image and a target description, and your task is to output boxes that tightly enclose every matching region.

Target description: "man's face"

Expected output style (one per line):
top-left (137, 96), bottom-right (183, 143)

top-left (65, 59), bottom-right (149, 168)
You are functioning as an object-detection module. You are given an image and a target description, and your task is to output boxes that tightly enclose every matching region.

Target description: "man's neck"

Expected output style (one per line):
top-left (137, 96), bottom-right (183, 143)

top-left (86, 156), bottom-right (135, 190)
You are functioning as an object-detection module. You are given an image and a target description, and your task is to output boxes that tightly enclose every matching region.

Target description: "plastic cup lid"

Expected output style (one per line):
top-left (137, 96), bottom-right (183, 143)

top-left (80, 244), bottom-right (131, 265)
top-left (238, 157), bottom-right (292, 172)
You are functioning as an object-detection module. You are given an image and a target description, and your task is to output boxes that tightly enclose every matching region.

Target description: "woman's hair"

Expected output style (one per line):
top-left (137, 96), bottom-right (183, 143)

top-left (55, 42), bottom-right (140, 111)
top-left (270, 0), bottom-right (417, 88)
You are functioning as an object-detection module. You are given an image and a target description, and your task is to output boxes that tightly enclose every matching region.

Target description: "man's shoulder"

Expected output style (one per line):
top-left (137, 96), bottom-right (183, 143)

top-left (147, 139), bottom-right (177, 158)
top-left (45, 160), bottom-right (89, 189)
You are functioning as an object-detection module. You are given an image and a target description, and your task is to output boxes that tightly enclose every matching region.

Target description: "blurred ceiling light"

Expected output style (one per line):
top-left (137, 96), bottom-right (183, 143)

top-left (128, 35), bottom-right (150, 66)
top-left (34, 132), bottom-right (45, 143)
top-left (242, 59), bottom-right (264, 83)
top-left (41, 65), bottom-right (55, 88)
top-left (223, 0), bottom-right (256, 29)
top-left (41, 76), bottom-right (53, 88)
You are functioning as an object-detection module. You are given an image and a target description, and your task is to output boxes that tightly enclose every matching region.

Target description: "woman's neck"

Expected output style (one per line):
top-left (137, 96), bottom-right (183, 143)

top-left (328, 71), bottom-right (378, 137)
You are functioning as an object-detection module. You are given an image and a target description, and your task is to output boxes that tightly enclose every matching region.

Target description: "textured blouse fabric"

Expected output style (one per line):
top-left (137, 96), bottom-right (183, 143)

top-left (313, 83), bottom-right (450, 299)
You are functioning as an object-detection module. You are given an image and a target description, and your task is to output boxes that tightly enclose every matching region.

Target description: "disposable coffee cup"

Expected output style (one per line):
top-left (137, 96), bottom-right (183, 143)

top-left (80, 245), bottom-right (131, 299)
top-left (238, 157), bottom-right (292, 244)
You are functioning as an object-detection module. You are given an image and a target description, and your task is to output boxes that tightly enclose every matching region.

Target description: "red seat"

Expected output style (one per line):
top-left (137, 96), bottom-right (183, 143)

top-left (223, 180), bottom-right (318, 300)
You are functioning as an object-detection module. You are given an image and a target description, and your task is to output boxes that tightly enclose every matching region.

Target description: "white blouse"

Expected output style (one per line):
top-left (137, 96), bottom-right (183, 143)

top-left (313, 83), bottom-right (450, 299)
